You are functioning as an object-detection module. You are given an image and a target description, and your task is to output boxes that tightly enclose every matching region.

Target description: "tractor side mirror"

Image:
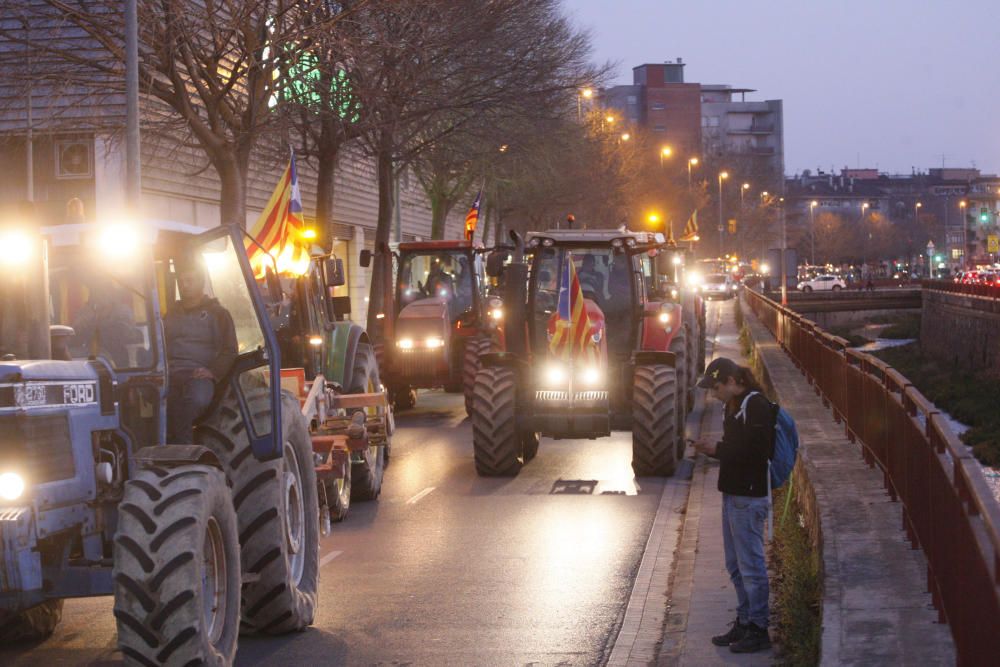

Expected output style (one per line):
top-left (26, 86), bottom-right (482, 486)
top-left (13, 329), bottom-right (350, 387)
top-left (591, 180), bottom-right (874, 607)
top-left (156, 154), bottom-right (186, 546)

top-left (264, 266), bottom-right (283, 304)
top-left (324, 257), bottom-right (346, 287)
top-left (359, 248), bottom-right (373, 268)
top-left (485, 250), bottom-right (508, 278)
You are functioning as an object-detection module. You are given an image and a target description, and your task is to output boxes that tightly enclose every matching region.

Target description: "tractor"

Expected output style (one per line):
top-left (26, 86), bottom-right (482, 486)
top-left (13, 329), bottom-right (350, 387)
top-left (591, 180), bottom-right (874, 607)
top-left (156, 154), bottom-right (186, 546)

top-left (0, 220), bottom-right (381, 664)
top-left (470, 228), bottom-right (697, 477)
top-left (263, 249), bottom-right (391, 526)
top-left (361, 240), bottom-right (503, 415)
top-left (653, 243), bottom-right (707, 411)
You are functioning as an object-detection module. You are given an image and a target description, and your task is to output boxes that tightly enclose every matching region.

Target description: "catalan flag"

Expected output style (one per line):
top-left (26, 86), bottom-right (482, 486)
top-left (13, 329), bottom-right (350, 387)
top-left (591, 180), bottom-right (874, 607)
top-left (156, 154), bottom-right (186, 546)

top-left (679, 209), bottom-right (699, 242)
top-left (248, 150), bottom-right (311, 275)
top-left (464, 188), bottom-right (482, 241)
top-left (548, 253), bottom-right (598, 362)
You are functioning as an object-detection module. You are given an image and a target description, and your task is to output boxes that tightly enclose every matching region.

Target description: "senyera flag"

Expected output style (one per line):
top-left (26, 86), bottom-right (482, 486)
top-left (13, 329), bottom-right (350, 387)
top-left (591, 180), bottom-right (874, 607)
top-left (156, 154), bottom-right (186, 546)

top-left (679, 209), bottom-right (699, 242)
top-left (464, 188), bottom-right (482, 241)
top-left (548, 252), bottom-right (599, 363)
top-left (247, 150), bottom-right (311, 275)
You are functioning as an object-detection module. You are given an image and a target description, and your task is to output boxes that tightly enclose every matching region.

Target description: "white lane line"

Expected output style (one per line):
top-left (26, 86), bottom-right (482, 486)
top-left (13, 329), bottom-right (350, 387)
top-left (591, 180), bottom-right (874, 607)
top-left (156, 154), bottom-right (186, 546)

top-left (406, 486), bottom-right (436, 505)
top-left (320, 550), bottom-right (343, 568)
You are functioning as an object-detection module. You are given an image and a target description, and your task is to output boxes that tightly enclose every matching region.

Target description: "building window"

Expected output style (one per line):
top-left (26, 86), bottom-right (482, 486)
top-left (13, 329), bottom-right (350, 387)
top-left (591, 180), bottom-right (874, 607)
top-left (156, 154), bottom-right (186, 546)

top-left (651, 102), bottom-right (665, 111)
top-left (627, 95), bottom-right (637, 104)
top-left (653, 125), bottom-right (666, 132)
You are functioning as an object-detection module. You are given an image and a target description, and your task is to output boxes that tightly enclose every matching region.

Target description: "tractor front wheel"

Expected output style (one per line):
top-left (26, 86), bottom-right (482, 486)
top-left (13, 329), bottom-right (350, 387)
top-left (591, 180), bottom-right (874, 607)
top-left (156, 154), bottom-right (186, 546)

top-left (669, 327), bottom-right (689, 460)
top-left (349, 342), bottom-right (386, 500)
top-left (631, 364), bottom-right (678, 476)
top-left (0, 600), bottom-right (64, 643)
top-left (471, 366), bottom-right (523, 476)
top-left (463, 336), bottom-right (494, 417)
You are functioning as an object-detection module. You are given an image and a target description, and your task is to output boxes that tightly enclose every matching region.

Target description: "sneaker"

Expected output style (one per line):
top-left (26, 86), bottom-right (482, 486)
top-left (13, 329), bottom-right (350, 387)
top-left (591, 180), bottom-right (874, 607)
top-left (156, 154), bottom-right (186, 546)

top-left (711, 618), bottom-right (747, 647)
top-left (729, 623), bottom-right (771, 653)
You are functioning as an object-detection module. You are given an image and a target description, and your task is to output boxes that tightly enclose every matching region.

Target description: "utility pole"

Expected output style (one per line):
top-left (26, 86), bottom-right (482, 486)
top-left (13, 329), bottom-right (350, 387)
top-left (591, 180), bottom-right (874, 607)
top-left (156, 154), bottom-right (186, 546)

top-left (125, 0), bottom-right (141, 210)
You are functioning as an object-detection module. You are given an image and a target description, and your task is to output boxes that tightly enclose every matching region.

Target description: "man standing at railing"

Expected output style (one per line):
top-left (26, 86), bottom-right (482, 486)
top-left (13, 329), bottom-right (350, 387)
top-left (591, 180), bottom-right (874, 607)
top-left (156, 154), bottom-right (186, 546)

top-left (693, 357), bottom-right (774, 654)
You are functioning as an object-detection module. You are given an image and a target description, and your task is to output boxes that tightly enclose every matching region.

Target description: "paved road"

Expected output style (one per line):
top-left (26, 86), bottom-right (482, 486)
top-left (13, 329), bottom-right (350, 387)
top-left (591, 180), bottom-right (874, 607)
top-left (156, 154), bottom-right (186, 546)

top-left (2, 387), bottom-right (691, 665)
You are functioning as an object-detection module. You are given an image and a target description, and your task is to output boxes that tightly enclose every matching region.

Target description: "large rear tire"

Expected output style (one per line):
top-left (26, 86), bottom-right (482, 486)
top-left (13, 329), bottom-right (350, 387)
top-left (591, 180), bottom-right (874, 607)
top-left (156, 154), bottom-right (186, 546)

top-left (631, 364), bottom-right (678, 476)
top-left (669, 327), bottom-right (689, 460)
top-left (196, 389), bottom-right (319, 635)
top-left (0, 600), bottom-right (63, 643)
top-left (348, 342), bottom-right (386, 500)
top-left (471, 366), bottom-right (523, 476)
top-left (463, 336), bottom-right (493, 417)
top-left (113, 465), bottom-right (241, 665)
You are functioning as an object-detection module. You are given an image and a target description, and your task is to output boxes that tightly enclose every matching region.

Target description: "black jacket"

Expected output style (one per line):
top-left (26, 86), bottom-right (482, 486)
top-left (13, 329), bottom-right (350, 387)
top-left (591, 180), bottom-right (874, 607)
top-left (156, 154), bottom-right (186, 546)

top-left (713, 390), bottom-right (774, 497)
top-left (164, 297), bottom-right (238, 381)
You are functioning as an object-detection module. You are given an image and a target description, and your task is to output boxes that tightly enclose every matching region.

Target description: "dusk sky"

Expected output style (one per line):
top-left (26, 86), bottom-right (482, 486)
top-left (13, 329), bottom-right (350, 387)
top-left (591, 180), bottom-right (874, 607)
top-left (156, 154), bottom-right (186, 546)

top-left (565, 0), bottom-right (1000, 176)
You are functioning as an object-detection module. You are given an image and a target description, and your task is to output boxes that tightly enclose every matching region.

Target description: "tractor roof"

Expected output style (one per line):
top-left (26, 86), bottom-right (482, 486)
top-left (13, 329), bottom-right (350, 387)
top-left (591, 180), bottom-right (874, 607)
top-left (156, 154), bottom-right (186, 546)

top-left (397, 240), bottom-right (481, 252)
top-left (526, 228), bottom-right (665, 248)
top-left (41, 219), bottom-right (207, 247)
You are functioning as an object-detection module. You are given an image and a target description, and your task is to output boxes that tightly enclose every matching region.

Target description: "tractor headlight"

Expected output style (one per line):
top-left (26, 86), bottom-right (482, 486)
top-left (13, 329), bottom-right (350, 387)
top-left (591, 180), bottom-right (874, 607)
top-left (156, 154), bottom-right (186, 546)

top-left (425, 336), bottom-right (444, 349)
top-left (398, 338), bottom-right (414, 350)
top-left (579, 365), bottom-right (603, 386)
top-left (0, 230), bottom-right (32, 267)
top-left (490, 308), bottom-right (504, 320)
top-left (0, 472), bottom-right (25, 501)
top-left (658, 311), bottom-right (670, 324)
top-left (543, 362), bottom-right (567, 386)
top-left (670, 288), bottom-right (679, 299)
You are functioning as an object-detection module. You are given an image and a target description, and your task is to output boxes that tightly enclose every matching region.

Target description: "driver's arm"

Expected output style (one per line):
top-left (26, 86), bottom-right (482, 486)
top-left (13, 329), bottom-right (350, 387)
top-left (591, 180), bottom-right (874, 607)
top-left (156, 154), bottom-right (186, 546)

top-left (208, 307), bottom-right (238, 380)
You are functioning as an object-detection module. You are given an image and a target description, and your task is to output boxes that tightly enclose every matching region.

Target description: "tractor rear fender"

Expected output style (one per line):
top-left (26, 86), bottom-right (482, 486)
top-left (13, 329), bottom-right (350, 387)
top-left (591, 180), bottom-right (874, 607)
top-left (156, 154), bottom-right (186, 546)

top-left (640, 301), bottom-right (683, 351)
top-left (132, 445), bottom-right (223, 471)
top-left (633, 350), bottom-right (676, 368)
top-left (326, 323), bottom-right (371, 390)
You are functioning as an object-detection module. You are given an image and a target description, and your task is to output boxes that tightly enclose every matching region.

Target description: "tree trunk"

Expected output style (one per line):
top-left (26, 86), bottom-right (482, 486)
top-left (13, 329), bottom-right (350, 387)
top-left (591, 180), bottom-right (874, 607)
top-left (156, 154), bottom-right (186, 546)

top-left (430, 191), bottom-right (450, 240)
top-left (367, 134), bottom-right (396, 336)
top-left (315, 128), bottom-right (341, 245)
top-left (217, 158), bottom-right (248, 227)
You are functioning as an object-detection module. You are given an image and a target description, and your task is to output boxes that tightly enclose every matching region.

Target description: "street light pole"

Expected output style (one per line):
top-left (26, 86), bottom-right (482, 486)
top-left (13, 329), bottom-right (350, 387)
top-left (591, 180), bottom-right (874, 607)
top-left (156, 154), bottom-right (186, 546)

top-left (960, 200), bottom-right (968, 270)
top-left (780, 196), bottom-right (787, 306)
top-left (125, 0), bottom-right (141, 211)
top-left (718, 171), bottom-right (728, 255)
top-left (809, 200), bottom-right (818, 266)
top-left (860, 201), bottom-right (870, 273)
top-left (687, 157), bottom-right (698, 192)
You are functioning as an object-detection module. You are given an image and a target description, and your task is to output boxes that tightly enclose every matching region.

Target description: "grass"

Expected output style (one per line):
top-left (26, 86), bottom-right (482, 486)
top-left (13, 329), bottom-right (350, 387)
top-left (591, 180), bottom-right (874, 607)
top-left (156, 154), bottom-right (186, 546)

top-left (878, 313), bottom-right (920, 339)
top-left (871, 343), bottom-right (1000, 466)
top-left (827, 325), bottom-right (871, 348)
top-left (769, 484), bottom-right (822, 666)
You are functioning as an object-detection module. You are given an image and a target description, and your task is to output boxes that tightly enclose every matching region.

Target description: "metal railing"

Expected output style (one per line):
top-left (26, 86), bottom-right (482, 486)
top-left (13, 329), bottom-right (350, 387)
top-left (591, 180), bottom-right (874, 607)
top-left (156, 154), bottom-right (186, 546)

top-left (744, 287), bottom-right (1000, 664)
top-left (922, 279), bottom-right (1000, 299)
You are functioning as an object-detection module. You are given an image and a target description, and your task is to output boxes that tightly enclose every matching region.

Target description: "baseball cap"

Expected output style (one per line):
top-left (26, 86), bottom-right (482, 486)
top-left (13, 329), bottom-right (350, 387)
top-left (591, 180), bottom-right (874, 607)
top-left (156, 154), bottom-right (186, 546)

top-left (697, 357), bottom-right (740, 389)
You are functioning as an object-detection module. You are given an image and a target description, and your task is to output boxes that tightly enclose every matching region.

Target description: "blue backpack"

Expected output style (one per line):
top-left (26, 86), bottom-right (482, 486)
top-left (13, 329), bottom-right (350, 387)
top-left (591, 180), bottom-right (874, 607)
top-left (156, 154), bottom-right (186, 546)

top-left (737, 392), bottom-right (799, 489)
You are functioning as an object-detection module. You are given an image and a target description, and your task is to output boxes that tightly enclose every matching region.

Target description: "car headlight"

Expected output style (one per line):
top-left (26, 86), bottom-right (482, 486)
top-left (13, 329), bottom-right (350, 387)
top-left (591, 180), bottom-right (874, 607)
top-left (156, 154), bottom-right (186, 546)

top-left (543, 362), bottom-right (567, 386)
top-left (0, 472), bottom-right (25, 501)
top-left (579, 365), bottom-right (603, 386)
top-left (425, 337), bottom-right (444, 349)
top-left (398, 338), bottom-right (414, 350)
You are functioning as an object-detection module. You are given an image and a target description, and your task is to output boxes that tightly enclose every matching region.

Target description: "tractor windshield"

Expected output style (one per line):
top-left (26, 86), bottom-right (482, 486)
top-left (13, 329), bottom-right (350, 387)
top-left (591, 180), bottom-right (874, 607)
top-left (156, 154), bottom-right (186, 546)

top-left (49, 246), bottom-right (154, 370)
top-left (530, 247), bottom-right (635, 356)
top-left (396, 250), bottom-right (475, 319)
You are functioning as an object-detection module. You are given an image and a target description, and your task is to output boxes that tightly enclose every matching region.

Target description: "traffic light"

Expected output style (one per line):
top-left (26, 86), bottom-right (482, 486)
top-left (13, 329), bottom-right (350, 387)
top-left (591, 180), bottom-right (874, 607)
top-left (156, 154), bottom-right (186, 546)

top-left (981, 207), bottom-right (990, 223)
top-left (728, 218), bottom-right (737, 234)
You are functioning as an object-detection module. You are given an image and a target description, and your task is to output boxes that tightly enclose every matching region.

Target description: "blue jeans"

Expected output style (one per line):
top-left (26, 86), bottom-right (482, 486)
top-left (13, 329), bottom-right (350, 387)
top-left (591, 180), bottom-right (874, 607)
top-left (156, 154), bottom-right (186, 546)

top-left (166, 372), bottom-right (216, 444)
top-left (722, 493), bottom-right (770, 628)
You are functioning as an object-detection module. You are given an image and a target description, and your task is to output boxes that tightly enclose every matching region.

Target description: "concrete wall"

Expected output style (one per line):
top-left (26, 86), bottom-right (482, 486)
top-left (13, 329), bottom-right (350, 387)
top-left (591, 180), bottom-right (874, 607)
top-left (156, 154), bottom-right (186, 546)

top-left (921, 289), bottom-right (1000, 376)
top-left (795, 308), bottom-right (920, 330)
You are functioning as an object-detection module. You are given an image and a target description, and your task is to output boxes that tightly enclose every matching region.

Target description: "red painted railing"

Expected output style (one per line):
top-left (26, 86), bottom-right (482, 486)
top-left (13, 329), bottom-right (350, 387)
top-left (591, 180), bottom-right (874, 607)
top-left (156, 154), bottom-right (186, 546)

top-left (923, 279), bottom-right (1000, 299)
top-left (744, 288), bottom-right (1000, 665)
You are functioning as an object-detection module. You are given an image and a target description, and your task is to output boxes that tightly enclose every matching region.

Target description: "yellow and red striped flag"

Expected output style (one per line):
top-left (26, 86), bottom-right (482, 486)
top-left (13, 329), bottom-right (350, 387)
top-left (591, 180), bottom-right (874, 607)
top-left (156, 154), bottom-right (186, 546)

top-left (464, 188), bottom-right (482, 241)
top-left (549, 253), bottom-right (598, 362)
top-left (679, 209), bottom-right (699, 242)
top-left (248, 151), bottom-right (310, 275)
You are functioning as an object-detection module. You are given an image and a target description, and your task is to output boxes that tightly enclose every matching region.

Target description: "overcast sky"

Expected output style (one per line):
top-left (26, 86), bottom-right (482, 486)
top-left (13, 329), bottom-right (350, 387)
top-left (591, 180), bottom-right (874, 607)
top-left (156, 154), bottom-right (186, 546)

top-left (565, 0), bottom-right (1000, 176)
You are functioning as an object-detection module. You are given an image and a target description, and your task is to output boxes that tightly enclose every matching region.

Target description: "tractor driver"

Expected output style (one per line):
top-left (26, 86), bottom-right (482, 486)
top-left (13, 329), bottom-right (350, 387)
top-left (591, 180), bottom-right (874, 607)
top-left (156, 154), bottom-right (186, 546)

top-left (425, 254), bottom-right (457, 298)
top-left (577, 254), bottom-right (605, 300)
top-left (164, 257), bottom-right (238, 444)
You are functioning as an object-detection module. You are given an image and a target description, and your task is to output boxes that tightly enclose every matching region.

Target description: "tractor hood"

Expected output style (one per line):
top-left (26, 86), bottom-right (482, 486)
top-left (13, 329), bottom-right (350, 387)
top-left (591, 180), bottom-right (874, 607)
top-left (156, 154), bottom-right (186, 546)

top-left (0, 360), bottom-right (104, 411)
top-left (0, 360), bottom-right (99, 383)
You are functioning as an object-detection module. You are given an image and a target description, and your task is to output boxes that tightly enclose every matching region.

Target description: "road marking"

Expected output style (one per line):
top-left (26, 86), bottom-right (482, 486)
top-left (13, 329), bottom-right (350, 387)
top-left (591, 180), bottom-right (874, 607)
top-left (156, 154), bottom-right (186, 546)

top-left (320, 550), bottom-right (343, 568)
top-left (406, 486), bottom-right (436, 505)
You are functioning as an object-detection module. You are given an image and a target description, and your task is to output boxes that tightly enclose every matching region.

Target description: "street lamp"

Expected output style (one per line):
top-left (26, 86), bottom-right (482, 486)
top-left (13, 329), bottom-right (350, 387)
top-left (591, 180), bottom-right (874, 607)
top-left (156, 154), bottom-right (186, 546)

top-left (687, 157), bottom-right (699, 191)
top-left (860, 202), bottom-right (870, 274)
top-left (620, 132), bottom-right (630, 142)
top-left (659, 146), bottom-right (672, 166)
top-left (577, 87), bottom-right (593, 120)
top-left (718, 171), bottom-right (729, 254)
top-left (810, 200), bottom-right (818, 266)
top-left (959, 199), bottom-right (968, 269)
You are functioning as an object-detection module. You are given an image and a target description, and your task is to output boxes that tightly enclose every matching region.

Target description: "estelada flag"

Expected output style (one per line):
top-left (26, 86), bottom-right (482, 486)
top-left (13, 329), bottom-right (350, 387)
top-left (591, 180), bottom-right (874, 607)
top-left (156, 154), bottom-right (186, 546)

top-left (464, 188), bottom-right (482, 241)
top-left (549, 253), bottom-right (599, 362)
top-left (248, 150), bottom-right (311, 275)
top-left (679, 209), bottom-right (699, 242)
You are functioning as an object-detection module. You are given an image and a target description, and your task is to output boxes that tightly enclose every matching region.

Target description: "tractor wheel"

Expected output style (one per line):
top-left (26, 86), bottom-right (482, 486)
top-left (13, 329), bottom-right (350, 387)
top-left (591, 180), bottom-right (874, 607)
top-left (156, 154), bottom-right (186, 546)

top-left (113, 464), bottom-right (241, 665)
top-left (697, 305), bottom-right (706, 373)
top-left (631, 364), bottom-right (678, 477)
top-left (0, 600), bottom-right (63, 643)
top-left (326, 459), bottom-right (352, 523)
top-left (392, 385), bottom-right (416, 411)
top-left (668, 327), bottom-right (689, 460)
top-left (463, 336), bottom-right (494, 417)
top-left (196, 389), bottom-right (319, 635)
top-left (685, 318), bottom-right (697, 412)
top-left (522, 431), bottom-right (540, 462)
top-left (349, 342), bottom-right (385, 501)
top-left (471, 366), bottom-right (523, 476)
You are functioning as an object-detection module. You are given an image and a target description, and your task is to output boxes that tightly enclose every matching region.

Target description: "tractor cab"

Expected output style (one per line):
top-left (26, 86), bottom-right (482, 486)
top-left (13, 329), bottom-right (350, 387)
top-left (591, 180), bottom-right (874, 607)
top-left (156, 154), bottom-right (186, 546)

top-left (394, 241), bottom-right (482, 325)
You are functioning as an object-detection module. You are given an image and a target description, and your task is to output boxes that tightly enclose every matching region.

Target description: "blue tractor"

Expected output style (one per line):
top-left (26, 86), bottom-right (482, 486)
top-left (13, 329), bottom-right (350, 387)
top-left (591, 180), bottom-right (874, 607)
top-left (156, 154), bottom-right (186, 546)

top-left (0, 222), bottom-right (320, 664)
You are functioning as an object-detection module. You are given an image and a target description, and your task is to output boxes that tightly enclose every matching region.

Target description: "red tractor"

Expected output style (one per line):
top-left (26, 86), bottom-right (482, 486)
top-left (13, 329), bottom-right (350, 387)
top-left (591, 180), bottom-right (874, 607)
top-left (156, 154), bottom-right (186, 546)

top-left (653, 244), bottom-right (707, 411)
top-left (470, 229), bottom-right (697, 477)
top-left (362, 240), bottom-right (503, 415)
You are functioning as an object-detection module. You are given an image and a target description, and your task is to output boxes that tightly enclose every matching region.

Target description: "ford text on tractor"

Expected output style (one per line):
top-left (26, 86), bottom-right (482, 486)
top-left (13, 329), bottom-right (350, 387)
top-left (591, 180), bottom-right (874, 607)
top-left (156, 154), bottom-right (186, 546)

top-left (471, 229), bottom-right (697, 477)
top-left (362, 240), bottom-right (503, 415)
top-left (261, 247), bottom-right (392, 527)
top-left (0, 221), bottom-right (329, 664)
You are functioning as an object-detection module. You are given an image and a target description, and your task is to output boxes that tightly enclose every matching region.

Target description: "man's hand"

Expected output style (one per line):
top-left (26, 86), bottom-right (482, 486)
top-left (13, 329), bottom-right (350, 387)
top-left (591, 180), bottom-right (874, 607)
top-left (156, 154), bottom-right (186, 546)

top-left (191, 367), bottom-right (215, 380)
top-left (692, 439), bottom-right (717, 457)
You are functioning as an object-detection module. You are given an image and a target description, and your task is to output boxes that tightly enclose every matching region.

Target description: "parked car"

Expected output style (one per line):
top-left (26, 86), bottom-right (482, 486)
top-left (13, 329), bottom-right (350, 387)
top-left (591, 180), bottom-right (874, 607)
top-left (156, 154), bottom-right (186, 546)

top-left (797, 274), bottom-right (846, 292)
top-left (701, 273), bottom-right (735, 299)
